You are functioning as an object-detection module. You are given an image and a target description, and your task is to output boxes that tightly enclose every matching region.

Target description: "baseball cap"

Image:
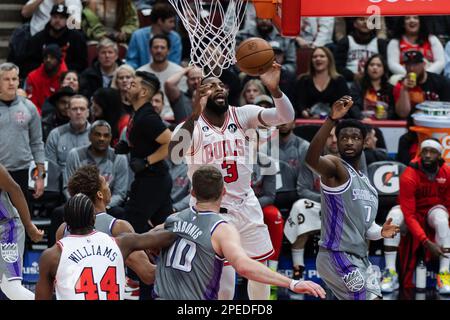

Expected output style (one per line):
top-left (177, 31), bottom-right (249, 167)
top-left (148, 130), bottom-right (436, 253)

top-left (254, 94), bottom-right (274, 107)
top-left (403, 50), bottom-right (424, 64)
top-left (269, 41), bottom-right (283, 53)
top-left (50, 4), bottom-right (70, 18)
top-left (43, 44), bottom-right (63, 61)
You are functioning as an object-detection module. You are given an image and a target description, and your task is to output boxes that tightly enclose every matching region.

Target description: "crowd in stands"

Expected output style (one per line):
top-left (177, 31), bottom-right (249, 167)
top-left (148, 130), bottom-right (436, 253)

top-left (2, 0), bottom-right (450, 299)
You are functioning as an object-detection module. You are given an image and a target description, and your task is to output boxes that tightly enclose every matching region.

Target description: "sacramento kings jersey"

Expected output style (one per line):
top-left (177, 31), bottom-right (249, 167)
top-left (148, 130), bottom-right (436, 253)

top-left (64, 212), bottom-right (117, 237)
top-left (319, 159), bottom-right (378, 258)
top-left (0, 190), bottom-right (19, 222)
top-left (55, 231), bottom-right (126, 300)
top-left (177, 105), bottom-right (265, 208)
top-left (154, 207), bottom-right (227, 300)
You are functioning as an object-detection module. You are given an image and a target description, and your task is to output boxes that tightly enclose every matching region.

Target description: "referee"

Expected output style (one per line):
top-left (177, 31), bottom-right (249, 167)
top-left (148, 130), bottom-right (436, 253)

top-left (118, 71), bottom-right (173, 233)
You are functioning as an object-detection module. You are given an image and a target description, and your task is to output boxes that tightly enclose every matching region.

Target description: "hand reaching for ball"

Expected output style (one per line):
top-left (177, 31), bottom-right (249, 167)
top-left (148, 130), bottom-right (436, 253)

top-left (260, 62), bottom-right (282, 98)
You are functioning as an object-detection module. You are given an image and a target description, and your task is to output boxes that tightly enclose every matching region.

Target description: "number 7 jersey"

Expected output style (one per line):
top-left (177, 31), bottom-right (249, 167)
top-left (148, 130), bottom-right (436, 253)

top-left (55, 231), bottom-right (126, 300)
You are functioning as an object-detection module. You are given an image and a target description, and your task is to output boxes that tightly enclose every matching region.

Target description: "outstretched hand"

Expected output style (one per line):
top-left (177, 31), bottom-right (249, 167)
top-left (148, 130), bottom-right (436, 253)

top-left (291, 280), bottom-right (326, 299)
top-left (330, 96), bottom-right (353, 120)
top-left (260, 62), bottom-right (282, 96)
top-left (381, 217), bottom-right (401, 239)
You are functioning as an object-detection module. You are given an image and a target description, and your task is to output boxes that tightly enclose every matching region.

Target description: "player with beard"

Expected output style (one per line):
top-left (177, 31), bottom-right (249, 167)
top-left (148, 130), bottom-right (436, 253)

top-left (380, 139), bottom-right (450, 294)
top-left (305, 96), bottom-right (400, 300)
top-left (169, 62), bottom-right (295, 300)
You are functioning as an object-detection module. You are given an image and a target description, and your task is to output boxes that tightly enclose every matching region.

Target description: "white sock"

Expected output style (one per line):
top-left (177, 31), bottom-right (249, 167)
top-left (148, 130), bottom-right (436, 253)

top-left (268, 260), bottom-right (278, 271)
top-left (439, 250), bottom-right (450, 273)
top-left (218, 265), bottom-right (236, 300)
top-left (384, 251), bottom-right (397, 272)
top-left (247, 280), bottom-right (270, 300)
top-left (291, 248), bottom-right (304, 268)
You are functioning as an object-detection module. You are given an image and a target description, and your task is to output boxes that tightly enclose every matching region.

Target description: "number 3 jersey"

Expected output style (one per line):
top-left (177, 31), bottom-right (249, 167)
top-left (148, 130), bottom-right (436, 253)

top-left (55, 231), bottom-right (126, 300)
top-left (154, 207), bottom-right (227, 300)
top-left (176, 105), bottom-right (265, 209)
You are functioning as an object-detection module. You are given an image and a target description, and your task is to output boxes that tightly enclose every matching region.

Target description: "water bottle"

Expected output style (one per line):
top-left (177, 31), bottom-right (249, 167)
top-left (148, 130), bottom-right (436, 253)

top-left (415, 260), bottom-right (427, 292)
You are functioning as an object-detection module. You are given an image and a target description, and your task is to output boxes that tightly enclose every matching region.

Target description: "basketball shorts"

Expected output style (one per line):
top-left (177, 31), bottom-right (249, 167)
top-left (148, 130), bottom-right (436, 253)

top-left (284, 199), bottom-right (321, 244)
top-left (0, 217), bottom-right (25, 280)
top-left (316, 248), bottom-right (382, 300)
top-left (220, 195), bottom-right (274, 262)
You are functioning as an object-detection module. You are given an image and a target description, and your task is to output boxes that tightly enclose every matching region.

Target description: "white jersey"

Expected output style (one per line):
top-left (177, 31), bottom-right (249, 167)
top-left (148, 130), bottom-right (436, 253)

top-left (181, 105), bottom-right (265, 208)
top-left (55, 231), bottom-right (126, 300)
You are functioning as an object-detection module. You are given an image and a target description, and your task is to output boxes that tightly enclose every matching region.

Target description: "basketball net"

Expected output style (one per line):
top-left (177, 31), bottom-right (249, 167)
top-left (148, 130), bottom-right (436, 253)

top-left (168, 0), bottom-right (247, 77)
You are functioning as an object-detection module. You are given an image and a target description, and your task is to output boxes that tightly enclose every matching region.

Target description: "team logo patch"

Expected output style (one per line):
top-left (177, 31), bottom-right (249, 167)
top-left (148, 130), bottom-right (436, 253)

top-left (202, 126), bottom-right (209, 132)
top-left (342, 269), bottom-right (365, 292)
top-left (1, 243), bottom-right (19, 263)
top-left (228, 123), bottom-right (237, 133)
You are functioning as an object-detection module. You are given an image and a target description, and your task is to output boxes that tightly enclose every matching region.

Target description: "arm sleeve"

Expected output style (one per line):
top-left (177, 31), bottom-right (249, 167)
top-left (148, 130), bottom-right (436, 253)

top-left (109, 155), bottom-right (129, 207)
top-left (427, 35), bottom-right (445, 75)
top-left (387, 39), bottom-right (406, 75)
top-left (399, 169), bottom-right (428, 244)
top-left (366, 221), bottom-right (383, 241)
top-left (259, 93), bottom-right (295, 126)
top-left (27, 101), bottom-right (45, 164)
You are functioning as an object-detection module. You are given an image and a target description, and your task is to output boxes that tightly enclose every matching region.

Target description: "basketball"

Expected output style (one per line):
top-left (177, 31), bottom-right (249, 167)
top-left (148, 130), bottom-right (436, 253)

top-left (235, 37), bottom-right (275, 76)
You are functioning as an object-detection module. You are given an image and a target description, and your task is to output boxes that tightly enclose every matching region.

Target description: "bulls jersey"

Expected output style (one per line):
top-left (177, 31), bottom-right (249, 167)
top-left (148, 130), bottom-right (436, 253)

top-left (319, 159), bottom-right (379, 258)
top-left (55, 231), bottom-right (126, 300)
top-left (178, 105), bottom-right (265, 208)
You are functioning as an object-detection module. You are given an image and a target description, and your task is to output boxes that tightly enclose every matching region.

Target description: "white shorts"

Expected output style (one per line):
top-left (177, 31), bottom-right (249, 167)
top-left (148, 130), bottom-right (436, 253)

top-left (220, 195), bottom-right (274, 261)
top-left (284, 199), bottom-right (321, 244)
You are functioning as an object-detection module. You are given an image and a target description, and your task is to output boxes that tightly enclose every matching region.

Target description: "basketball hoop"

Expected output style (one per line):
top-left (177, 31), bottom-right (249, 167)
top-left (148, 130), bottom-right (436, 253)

top-left (168, 0), bottom-right (248, 77)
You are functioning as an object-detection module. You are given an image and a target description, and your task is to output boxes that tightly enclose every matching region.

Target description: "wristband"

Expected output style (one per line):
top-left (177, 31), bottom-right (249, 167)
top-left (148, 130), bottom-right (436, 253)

top-left (289, 279), bottom-right (300, 291)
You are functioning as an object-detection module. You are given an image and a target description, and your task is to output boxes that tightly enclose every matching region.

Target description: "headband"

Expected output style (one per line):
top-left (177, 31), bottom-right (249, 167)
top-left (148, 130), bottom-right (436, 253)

top-left (421, 139), bottom-right (443, 153)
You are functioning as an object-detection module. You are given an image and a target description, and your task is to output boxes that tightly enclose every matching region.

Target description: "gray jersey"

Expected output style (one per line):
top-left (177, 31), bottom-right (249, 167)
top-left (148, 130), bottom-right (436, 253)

top-left (64, 212), bottom-right (117, 237)
top-left (154, 207), bottom-right (226, 300)
top-left (319, 159), bottom-right (378, 257)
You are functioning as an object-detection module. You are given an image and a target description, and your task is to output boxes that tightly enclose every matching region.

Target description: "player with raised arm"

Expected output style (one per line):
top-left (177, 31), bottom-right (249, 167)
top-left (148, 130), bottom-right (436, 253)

top-left (154, 165), bottom-right (326, 300)
top-left (169, 62), bottom-right (295, 300)
top-left (305, 96), bottom-right (400, 300)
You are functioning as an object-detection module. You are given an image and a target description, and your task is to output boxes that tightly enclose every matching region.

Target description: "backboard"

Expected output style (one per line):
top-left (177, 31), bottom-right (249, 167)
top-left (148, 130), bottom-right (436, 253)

top-left (253, 0), bottom-right (450, 37)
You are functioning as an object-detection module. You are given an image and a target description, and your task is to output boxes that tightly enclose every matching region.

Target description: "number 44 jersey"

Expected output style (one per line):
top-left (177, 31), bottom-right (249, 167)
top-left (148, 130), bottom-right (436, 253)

top-left (154, 207), bottom-right (227, 300)
top-left (55, 231), bottom-right (126, 300)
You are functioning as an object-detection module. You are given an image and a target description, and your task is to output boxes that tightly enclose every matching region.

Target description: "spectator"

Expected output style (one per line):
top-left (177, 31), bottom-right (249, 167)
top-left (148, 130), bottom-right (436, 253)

top-left (0, 63), bottom-right (45, 203)
top-left (41, 86), bottom-right (75, 142)
top-left (294, 47), bottom-right (350, 118)
top-left (394, 50), bottom-right (450, 119)
top-left (79, 38), bottom-right (122, 99)
top-left (111, 64), bottom-right (135, 109)
top-left (444, 41), bottom-right (450, 78)
top-left (91, 87), bottom-right (130, 146)
top-left (387, 16), bottom-right (445, 82)
top-left (237, 18), bottom-right (297, 75)
top-left (239, 79), bottom-right (267, 106)
top-left (138, 34), bottom-right (186, 120)
top-left (81, 0), bottom-right (139, 43)
top-left (64, 120), bottom-right (128, 218)
top-left (364, 124), bottom-right (391, 166)
top-left (164, 66), bottom-right (202, 124)
top-left (334, 17), bottom-right (387, 82)
top-left (24, 4), bottom-right (88, 76)
top-left (396, 117), bottom-right (419, 166)
top-left (21, 0), bottom-right (82, 36)
top-left (45, 94), bottom-right (91, 191)
top-left (25, 44), bottom-right (68, 114)
top-left (126, 2), bottom-right (182, 69)
top-left (167, 159), bottom-right (190, 213)
top-left (380, 139), bottom-right (450, 293)
top-left (296, 17), bottom-right (335, 49)
top-left (60, 70), bottom-right (79, 92)
top-left (350, 54), bottom-right (396, 120)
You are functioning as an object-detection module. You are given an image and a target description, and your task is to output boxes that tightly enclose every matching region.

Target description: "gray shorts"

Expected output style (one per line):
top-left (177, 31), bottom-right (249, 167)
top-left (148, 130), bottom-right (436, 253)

top-left (317, 248), bottom-right (382, 300)
top-left (0, 218), bottom-right (25, 280)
